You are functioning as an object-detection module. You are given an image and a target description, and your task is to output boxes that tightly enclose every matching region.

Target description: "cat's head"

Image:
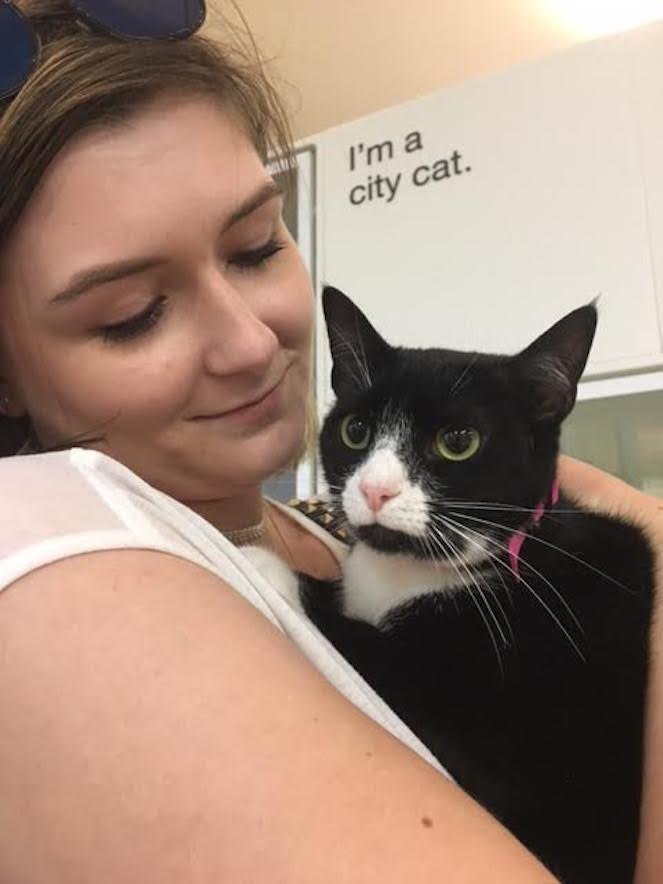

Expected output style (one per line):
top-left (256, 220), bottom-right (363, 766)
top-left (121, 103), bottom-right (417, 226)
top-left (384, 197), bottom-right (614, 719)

top-left (319, 285), bottom-right (597, 560)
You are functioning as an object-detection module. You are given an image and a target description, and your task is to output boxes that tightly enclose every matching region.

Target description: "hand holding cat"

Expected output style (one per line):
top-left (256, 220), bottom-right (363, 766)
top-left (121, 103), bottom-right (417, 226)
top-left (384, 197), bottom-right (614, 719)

top-left (558, 454), bottom-right (663, 552)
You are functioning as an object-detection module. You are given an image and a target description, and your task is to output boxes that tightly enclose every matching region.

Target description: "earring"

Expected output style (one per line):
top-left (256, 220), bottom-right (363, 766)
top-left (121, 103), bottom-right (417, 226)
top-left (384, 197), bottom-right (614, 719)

top-left (0, 396), bottom-right (11, 415)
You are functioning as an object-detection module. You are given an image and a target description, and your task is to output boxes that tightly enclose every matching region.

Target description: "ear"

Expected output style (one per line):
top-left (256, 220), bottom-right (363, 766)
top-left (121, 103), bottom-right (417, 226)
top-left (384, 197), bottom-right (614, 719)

top-left (322, 285), bottom-right (391, 397)
top-left (516, 302), bottom-right (597, 425)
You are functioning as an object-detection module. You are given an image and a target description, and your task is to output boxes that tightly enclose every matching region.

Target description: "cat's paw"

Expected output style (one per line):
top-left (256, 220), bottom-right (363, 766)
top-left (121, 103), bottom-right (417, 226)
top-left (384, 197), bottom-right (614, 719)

top-left (241, 545), bottom-right (304, 613)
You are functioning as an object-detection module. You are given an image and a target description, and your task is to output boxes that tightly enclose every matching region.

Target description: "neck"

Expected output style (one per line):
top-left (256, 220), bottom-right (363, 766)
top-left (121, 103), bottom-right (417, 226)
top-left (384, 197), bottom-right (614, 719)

top-left (181, 486), bottom-right (265, 535)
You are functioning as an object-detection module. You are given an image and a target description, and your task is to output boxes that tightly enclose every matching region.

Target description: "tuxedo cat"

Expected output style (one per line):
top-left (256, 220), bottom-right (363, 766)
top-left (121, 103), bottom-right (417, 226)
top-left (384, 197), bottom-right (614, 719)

top-left (248, 286), bottom-right (654, 884)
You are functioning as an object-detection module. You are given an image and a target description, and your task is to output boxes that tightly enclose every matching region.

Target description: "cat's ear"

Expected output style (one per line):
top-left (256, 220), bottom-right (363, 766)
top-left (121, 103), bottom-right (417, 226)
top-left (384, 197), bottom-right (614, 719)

top-left (516, 302), bottom-right (597, 424)
top-left (322, 285), bottom-right (391, 397)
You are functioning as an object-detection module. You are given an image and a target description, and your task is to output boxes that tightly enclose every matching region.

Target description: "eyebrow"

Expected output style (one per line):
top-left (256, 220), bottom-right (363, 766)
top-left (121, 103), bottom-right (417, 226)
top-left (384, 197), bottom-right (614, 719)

top-left (48, 179), bottom-right (284, 307)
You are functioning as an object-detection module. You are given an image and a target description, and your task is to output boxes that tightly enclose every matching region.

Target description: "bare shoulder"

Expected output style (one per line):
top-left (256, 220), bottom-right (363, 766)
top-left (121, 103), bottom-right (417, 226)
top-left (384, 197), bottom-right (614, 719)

top-left (0, 549), bottom-right (555, 883)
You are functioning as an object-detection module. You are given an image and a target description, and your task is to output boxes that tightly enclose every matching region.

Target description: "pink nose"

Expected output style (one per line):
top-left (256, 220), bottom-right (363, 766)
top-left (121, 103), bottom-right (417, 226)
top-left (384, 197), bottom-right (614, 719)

top-left (360, 480), bottom-right (399, 513)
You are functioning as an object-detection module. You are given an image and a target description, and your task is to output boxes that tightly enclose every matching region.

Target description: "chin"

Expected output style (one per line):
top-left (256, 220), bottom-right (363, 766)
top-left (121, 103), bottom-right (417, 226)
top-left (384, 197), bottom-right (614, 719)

top-left (356, 524), bottom-right (430, 558)
top-left (234, 415), bottom-right (307, 486)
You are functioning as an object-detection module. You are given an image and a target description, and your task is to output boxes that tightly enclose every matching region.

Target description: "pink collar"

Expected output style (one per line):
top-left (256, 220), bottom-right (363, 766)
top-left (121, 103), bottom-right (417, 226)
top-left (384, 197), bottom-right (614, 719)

top-left (507, 479), bottom-right (559, 583)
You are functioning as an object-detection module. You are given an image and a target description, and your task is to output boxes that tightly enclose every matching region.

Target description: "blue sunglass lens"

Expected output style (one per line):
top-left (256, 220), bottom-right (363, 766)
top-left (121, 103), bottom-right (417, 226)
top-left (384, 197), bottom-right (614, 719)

top-left (69, 0), bottom-right (206, 40)
top-left (0, 4), bottom-right (39, 101)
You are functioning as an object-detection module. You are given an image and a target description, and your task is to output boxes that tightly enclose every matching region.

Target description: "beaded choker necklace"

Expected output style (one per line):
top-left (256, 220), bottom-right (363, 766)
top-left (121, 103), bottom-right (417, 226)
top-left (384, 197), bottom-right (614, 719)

top-left (223, 518), bottom-right (266, 546)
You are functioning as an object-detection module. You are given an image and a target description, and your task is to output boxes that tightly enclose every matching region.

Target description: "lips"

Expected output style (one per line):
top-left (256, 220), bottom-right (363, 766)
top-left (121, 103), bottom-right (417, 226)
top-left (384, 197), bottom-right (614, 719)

top-left (191, 370), bottom-right (287, 421)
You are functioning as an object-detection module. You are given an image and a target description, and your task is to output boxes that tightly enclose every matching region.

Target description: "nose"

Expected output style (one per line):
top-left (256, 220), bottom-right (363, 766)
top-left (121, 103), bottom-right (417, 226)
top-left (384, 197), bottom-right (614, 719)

top-left (359, 479), bottom-right (400, 513)
top-left (201, 281), bottom-right (279, 378)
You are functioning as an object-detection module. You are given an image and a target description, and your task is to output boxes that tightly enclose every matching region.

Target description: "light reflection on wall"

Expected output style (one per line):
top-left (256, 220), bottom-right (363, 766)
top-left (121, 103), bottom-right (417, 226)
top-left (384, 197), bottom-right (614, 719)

top-left (544, 0), bottom-right (663, 38)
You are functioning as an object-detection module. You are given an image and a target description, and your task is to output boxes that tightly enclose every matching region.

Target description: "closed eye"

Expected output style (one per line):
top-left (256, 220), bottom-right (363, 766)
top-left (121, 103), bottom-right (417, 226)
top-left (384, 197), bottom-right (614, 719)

top-left (94, 234), bottom-right (286, 345)
top-left (229, 235), bottom-right (286, 270)
top-left (97, 295), bottom-right (167, 344)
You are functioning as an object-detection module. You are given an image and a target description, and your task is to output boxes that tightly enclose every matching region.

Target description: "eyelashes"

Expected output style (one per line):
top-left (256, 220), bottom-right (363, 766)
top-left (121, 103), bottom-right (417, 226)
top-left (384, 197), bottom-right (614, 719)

top-left (230, 236), bottom-right (286, 270)
top-left (98, 295), bottom-right (167, 344)
top-left (96, 235), bottom-right (286, 344)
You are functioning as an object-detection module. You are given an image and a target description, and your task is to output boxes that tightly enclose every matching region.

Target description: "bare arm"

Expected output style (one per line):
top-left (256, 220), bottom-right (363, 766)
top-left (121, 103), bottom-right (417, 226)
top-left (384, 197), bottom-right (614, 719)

top-left (558, 456), bottom-right (663, 884)
top-left (0, 549), bottom-right (555, 883)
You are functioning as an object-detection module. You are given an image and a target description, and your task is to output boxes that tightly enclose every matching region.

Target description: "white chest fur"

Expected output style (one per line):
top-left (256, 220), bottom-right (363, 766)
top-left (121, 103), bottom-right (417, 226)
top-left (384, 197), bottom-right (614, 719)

top-left (342, 542), bottom-right (472, 627)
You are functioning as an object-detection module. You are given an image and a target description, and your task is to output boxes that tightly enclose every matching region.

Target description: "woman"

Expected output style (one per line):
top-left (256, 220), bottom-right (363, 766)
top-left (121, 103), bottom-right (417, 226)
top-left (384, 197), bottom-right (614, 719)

top-left (0, 2), bottom-right (660, 880)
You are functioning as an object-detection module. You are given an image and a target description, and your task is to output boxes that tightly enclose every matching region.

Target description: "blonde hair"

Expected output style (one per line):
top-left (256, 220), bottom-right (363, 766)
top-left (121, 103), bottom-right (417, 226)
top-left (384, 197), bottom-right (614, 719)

top-left (0, 0), bottom-right (297, 455)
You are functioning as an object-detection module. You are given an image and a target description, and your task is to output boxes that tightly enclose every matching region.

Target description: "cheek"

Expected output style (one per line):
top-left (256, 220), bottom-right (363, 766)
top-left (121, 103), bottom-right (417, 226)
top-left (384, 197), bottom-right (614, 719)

top-left (25, 339), bottom-right (192, 431)
top-left (260, 251), bottom-right (314, 353)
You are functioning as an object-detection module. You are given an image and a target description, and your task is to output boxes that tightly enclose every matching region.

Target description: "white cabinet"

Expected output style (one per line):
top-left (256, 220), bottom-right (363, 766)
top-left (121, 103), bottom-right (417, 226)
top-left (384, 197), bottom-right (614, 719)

top-left (628, 21), bottom-right (663, 362)
top-left (312, 26), bottom-right (663, 411)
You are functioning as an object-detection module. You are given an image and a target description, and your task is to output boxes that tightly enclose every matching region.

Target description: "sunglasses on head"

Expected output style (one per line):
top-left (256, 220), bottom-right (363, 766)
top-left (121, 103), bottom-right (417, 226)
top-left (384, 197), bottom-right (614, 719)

top-left (0, 0), bottom-right (207, 101)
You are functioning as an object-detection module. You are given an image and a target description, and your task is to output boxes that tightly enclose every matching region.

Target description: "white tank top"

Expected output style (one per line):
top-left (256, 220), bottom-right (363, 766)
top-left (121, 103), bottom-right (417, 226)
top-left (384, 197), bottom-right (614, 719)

top-left (0, 447), bottom-right (447, 777)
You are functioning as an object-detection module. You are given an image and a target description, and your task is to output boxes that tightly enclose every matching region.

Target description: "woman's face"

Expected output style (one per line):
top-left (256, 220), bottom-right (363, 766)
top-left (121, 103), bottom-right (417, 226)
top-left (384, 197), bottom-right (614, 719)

top-left (0, 95), bottom-right (314, 500)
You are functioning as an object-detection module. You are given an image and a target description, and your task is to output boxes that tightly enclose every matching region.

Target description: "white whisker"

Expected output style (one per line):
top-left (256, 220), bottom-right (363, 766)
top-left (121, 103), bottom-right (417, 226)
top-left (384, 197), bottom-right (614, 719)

top-left (448, 353), bottom-right (479, 397)
top-left (448, 510), bottom-right (631, 594)
top-left (429, 522), bottom-right (506, 673)
top-left (435, 513), bottom-right (585, 661)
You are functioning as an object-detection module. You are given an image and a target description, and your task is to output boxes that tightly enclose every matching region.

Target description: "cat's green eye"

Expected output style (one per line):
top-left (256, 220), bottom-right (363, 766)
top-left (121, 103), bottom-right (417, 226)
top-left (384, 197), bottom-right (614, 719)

top-left (434, 427), bottom-right (481, 462)
top-left (340, 414), bottom-right (371, 450)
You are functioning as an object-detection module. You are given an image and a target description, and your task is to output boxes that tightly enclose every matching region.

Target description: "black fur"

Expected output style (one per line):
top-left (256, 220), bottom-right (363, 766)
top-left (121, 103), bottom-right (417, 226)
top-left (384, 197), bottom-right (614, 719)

top-left (301, 286), bottom-right (654, 884)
